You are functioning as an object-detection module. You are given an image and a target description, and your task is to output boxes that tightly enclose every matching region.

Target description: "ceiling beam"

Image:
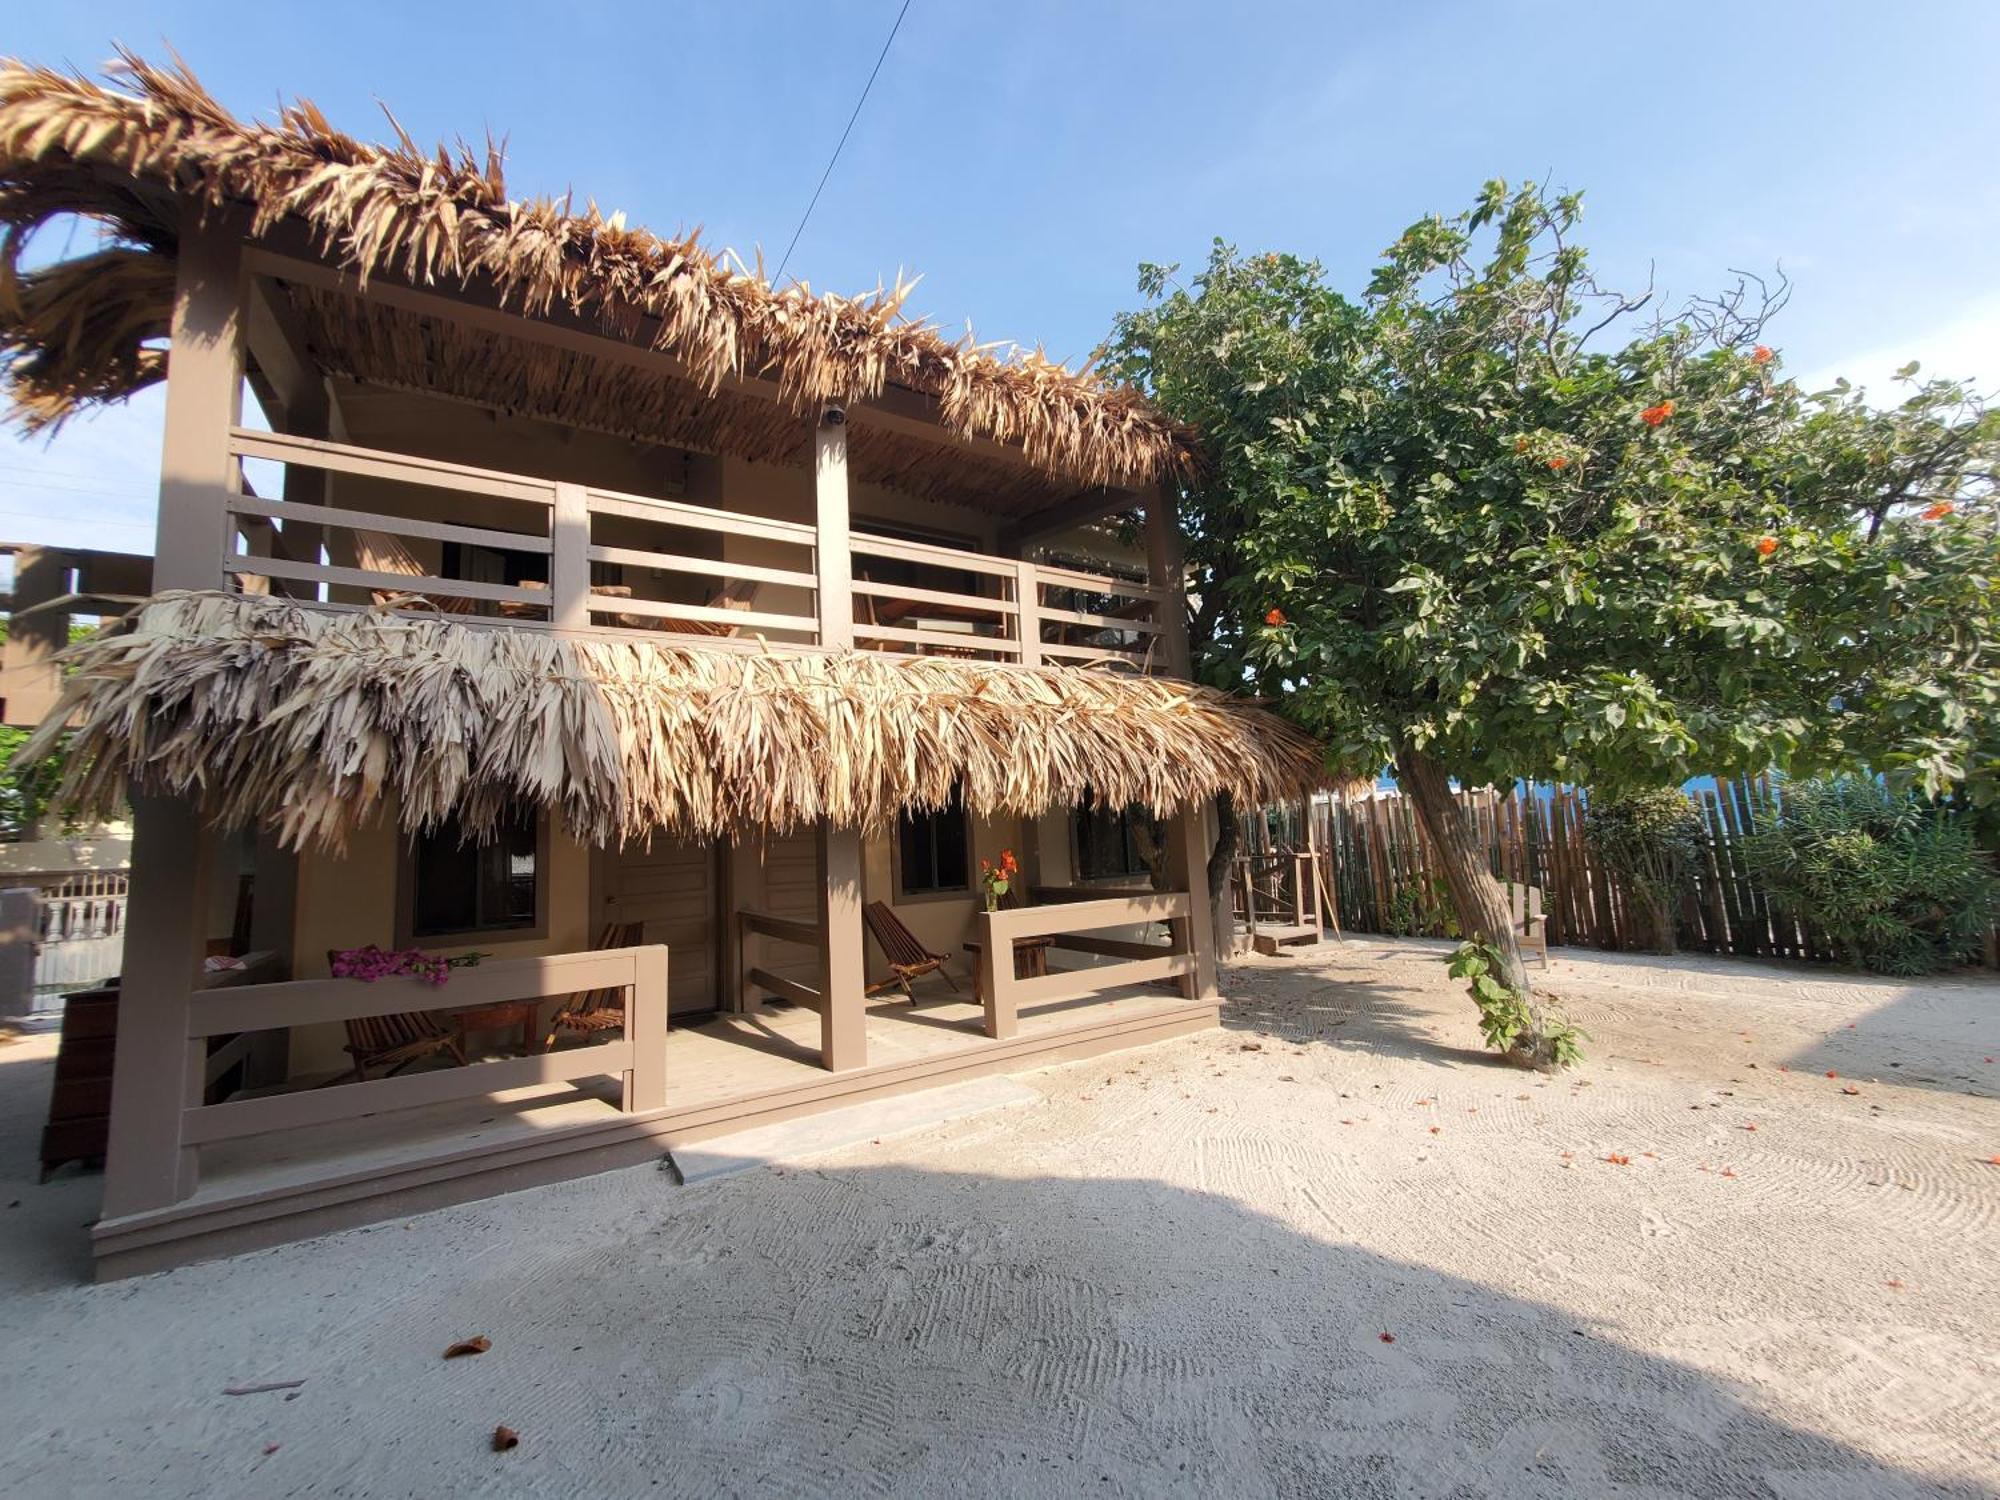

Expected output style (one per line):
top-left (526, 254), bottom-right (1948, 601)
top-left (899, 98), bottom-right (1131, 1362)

top-left (1000, 487), bottom-right (1142, 553)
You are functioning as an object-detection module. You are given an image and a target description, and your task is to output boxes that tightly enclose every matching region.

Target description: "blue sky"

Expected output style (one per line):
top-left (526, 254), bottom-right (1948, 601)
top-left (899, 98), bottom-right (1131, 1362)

top-left (4, 0), bottom-right (1998, 555)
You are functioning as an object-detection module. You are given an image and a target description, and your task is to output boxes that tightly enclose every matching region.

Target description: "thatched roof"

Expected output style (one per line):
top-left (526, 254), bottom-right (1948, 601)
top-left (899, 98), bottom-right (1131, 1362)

top-left (19, 593), bottom-right (1325, 853)
top-left (0, 52), bottom-right (1194, 505)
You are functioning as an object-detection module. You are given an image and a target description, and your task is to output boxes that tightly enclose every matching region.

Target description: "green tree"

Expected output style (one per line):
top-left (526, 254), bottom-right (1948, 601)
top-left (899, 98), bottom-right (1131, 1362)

top-left (1103, 182), bottom-right (1997, 1060)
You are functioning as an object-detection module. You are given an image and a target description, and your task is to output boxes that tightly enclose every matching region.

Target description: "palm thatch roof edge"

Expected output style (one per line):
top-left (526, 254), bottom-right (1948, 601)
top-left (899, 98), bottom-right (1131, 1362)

top-left (18, 593), bottom-right (1327, 854)
top-left (0, 51), bottom-right (1195, 492)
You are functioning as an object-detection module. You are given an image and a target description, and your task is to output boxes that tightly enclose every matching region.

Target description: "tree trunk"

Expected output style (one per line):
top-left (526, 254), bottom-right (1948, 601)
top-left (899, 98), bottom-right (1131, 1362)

top-left (1394, 746), bottom-right (1547, 1048)
top-left (1207, 791), bottom-right (1241, 959)
top-left (1640, 890), bottom-right (1678, 956)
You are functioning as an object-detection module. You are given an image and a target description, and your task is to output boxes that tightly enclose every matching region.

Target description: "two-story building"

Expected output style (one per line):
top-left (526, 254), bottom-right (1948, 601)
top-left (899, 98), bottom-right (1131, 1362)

top-left (1, 54), bottom-right (1323, 1276)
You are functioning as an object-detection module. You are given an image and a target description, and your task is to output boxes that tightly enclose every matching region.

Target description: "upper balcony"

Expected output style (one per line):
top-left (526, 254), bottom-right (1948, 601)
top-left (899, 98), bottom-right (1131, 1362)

top-left (220, 422), bottom-right (1174, 674)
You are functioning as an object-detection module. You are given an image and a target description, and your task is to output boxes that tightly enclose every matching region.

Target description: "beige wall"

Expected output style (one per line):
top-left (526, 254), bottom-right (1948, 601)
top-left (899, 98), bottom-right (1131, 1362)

top-left (285, 800), bottom-right (592, 1078)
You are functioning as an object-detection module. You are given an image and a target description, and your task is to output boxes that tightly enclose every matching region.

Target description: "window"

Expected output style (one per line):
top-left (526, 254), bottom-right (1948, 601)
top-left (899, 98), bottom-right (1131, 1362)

top-left (1073, 788), bottom-right (1162, 882)
top-left (407, 806), bottom-right (541, 939)
top-left (897, 783), bottom-right (970, 898)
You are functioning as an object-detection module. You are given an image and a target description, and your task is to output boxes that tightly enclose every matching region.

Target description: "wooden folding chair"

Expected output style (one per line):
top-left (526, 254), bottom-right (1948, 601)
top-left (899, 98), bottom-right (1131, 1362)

top-left (544, 921), bottom-right (646, 1048)
top-left (862, 901), bottom-right (958, 1003)
top-left (324, 950), bottom-right (469, 1082)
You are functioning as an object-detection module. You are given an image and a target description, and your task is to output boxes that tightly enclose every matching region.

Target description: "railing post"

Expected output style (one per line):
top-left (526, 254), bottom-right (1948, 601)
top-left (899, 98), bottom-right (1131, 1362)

top-left (100, 795), bottom-right (213, 1218)
top-left (1012, 558), bottom-right (1042, 667)
top-left (155, 213), bottom-right (246, 592)
top-left (975, 911), bottom-right (1014, 1039)
top-left (1141, 483), bottom-right (1192, 681)
top-left (814, 412), bottom-right (853, 650)
top-left (816, 821), bottom-right (867, 1070)
top-left (551, 482), bottom-right (591, 630)
top-left (625, 945), bottom-right (669, 1111)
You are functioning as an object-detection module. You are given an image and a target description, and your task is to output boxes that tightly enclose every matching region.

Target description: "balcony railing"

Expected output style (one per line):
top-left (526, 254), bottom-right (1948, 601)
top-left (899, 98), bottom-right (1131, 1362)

top-left (222, 429), bottom-right (1171, 673)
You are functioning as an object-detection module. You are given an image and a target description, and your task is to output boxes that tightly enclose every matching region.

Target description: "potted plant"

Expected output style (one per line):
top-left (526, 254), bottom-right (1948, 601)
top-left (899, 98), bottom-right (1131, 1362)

top-left (979, 849), bottom-right (1019, 912)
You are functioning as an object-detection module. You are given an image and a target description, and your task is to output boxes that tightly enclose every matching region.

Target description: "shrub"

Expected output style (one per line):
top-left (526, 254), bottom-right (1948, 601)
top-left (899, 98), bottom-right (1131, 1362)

top-left (1584, 786), bottom-right (1705, 953)
top-left (1742, 777), bottom-right (1997, 975)
top-left (1447, 940), bottom-right (1586, 1067)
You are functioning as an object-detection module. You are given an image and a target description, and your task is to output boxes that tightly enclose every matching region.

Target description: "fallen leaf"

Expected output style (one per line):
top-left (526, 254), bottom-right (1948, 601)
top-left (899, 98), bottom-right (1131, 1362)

top-left (223, 1380), bottom-right (306, 1396)
top-left (1603, 1154), bottom-right (1631, 1166)
top-left (492, 1425), bottom-right (520, 1452)
top-left (444, 1337), bottom-right (491, 1359)
top-left (1741, 1123), bottom-right (1759, 1132)
top-left (1240, 1042), bottom-right (1262, 1051)
top-left (1720, 1167), bottom-right (1738, 1178)
top-left (1884, 1279), bottom-right (1904, 1291)
top-left (262, 1445), bottom-right (281, 1457)
top-left (1825, 1070), bottom-right (1839, 1079)
top-left (1841, 1086), bottom-right (1861, 1096)
top-left (1428, 1126), bottom-right (1441, 1135)
top-left (1378, 1332), bottom-right (1396, 1344)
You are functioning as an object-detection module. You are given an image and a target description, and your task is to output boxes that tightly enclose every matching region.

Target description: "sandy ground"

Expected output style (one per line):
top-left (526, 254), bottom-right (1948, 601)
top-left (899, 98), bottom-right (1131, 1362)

top-left (1, 938), bottom-right (1996, 1499)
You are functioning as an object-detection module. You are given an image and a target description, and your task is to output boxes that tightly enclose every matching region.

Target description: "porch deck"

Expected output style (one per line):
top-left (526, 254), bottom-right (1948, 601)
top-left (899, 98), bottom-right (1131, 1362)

top-left (94, 984), bottom-right (1215, 1277)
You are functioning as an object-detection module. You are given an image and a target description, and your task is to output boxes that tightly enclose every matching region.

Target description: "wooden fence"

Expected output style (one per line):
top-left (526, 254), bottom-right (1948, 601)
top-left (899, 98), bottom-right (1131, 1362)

top-left (1307, 778), bottom-right (1853, 961)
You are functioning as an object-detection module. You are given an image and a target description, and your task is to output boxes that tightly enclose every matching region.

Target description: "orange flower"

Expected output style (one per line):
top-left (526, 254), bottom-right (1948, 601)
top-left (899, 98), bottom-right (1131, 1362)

top-left (1922, 501), bottom-right (1954, 520)
top-left (1641, 400), bottom-right (1674, 427)
top-left (1514, 436), bottom-right (1529, 453)
top-left (1755, 536), bottom-right (1778, 557)
top-left (1265, 607), bottom-right (1286, 626)
top-left (1547, 456), bottom-right (1569, 471)
top-left (1752, 345), bottom-right (1774, 364)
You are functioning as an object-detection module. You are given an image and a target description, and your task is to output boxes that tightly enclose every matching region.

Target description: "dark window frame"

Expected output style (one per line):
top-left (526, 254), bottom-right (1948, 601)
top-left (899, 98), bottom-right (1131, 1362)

top-left (1071, 789), bottom-right (1161, 884)
top-left (893, 783), bottom-right (973, 902)
top-left (397, 805), bottom-right (550, 945)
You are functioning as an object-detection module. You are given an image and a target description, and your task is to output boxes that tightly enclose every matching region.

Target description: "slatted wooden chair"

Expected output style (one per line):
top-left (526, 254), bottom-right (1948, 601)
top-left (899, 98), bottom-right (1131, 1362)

top-left (862, 901), bottom-right (958, 1003)
top-left (323, 951), bottom-right (469, 1082)
top-left (1505, 882), bottom-right (1550, 968)
top-left (544, 921), bottom-right (646, 1048)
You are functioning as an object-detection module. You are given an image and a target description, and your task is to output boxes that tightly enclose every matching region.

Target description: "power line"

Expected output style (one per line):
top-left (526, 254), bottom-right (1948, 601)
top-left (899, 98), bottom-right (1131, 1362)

top-left (773, 0), bottom-right (914, 285)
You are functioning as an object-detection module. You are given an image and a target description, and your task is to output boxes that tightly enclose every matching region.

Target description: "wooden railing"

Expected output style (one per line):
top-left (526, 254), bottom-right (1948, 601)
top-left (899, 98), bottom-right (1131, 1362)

top-left (1234, 850), bottom-right (1323, 942)
top-left (219, 430), bottom-right (1175, 672)
top-left (170, 946), bottom-right (667, 1199)
top-left (973, 892), bottom-right (1194, 1039)
top-left (733, 909), bottom-right (827, 1016)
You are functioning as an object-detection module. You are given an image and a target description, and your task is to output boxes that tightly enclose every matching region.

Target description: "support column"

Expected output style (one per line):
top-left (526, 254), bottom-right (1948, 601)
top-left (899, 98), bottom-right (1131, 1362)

top-left (814, 409), bottom-right (854, 650)
top-left (550, 482), bottom-right (591, 629)
top-left (817, 820), bottom-right (868, 1071)
top-left (101, 220), bottom-right (246, 1221)
top-left (154, 215), bottom-right (246, 593)
top-left (1146, 486), bottom-right (1220, 1001)
top-left (810, 410), bottom-right (866, 1067)
top-left (100, 796), bottom-right (215, 1219)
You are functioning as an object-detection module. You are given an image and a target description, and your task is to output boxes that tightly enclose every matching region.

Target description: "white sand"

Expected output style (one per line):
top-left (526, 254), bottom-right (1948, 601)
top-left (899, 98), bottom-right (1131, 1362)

top-left (1, 938), bottom-right (1995, 1497)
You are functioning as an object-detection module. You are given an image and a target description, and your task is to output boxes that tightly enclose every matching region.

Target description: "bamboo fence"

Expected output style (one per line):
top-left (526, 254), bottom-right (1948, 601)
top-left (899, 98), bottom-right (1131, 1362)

top-left (1304, 777), bottom-right (1853, 961)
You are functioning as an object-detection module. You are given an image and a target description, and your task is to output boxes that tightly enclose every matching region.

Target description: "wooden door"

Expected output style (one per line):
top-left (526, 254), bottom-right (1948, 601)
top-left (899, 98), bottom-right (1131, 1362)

top-left (602, 837), bottom-right (718, 1017)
